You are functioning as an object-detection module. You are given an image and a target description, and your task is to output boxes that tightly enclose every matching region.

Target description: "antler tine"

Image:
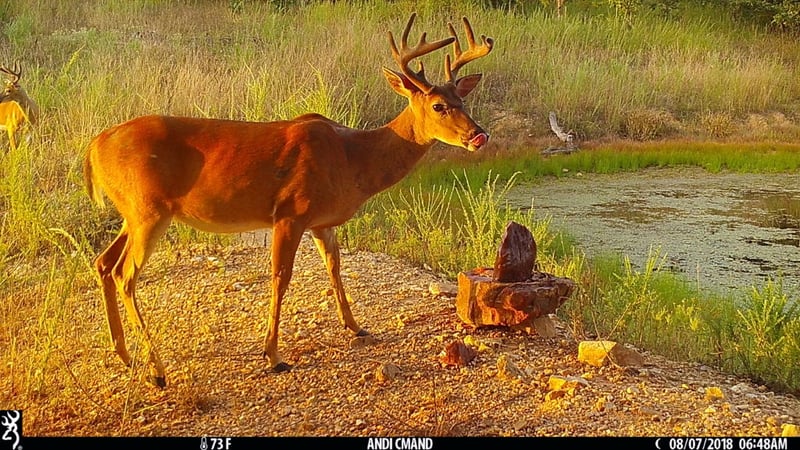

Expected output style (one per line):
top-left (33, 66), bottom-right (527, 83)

top-left (388, 13), bottom-right (455, 93)
top-left (445, 16), bottom-right (494, 83)
top-left (1, 62), bottom-right (21, 84)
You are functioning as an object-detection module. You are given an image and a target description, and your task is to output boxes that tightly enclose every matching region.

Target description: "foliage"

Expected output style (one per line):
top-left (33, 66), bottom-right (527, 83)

top-left (729, 280), bottom-right (800, 390)
top-left (729, 0), bottom-right (800, 33)
top-left (564, 247), bottom-right (800, 392)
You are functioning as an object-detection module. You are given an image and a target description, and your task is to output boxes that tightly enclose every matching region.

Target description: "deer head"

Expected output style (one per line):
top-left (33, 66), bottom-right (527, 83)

top-left (384, 13), bottom-right (494, 151)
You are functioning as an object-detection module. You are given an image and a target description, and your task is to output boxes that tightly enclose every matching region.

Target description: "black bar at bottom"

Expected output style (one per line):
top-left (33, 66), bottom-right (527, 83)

top-left (19, 436), bottom-right (800, 450)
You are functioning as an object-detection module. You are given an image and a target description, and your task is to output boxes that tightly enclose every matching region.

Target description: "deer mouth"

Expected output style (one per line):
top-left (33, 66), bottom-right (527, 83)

top-left (467, 132), bottom-right (489, 151)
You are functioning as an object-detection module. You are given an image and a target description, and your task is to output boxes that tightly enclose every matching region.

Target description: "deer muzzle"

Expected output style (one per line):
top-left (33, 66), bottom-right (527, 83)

top-left (468, 131), bottom-right (489, 151)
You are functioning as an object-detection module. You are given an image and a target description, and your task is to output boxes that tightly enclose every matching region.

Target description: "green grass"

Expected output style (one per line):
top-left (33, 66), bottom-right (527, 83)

top-left (396, 141), bottom-right (800, 193)
top-left (576, 249), bottom-right (800, 393)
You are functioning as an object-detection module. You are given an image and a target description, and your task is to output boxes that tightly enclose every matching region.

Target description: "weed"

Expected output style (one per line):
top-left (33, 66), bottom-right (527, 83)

top-left (699, 111), bottom-right (736, 139)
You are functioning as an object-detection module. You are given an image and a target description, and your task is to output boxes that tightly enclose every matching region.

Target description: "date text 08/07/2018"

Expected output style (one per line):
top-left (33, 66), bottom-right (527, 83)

top-left (663, 437), bottom-right (789, 450)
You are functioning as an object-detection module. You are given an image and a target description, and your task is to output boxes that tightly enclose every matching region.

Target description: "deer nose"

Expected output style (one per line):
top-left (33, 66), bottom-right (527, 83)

top-left (469, 131), bottom-right (489, 150)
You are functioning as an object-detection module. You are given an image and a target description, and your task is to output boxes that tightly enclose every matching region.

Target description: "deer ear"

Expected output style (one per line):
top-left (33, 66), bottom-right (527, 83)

top-left (454, 73), bottom-right (482, 98)
top-left (383, 67), bottom-right (422, 98)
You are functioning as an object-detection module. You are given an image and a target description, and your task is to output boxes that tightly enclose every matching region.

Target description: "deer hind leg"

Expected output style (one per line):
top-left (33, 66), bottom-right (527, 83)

top-left (94, 221), bottom-right (133, 367)
top-left (263, 218), bottom-right (306, 373)
top-left (111, 216), bottom-right (171, 387)
top-left (311, 227), bottom-right (372, 340)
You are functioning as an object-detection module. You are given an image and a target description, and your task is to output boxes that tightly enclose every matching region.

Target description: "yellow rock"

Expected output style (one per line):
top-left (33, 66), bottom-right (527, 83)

top-left (578, 340), bottom-right (644, 367)
top-left (464, 335), bottom-right (491, 352)
top-left (704, 386), bottom-right (725, 401)
top-left (782, 423), bottom-right (799, 437)
top-left (548, 375), bottom-right (590, 391)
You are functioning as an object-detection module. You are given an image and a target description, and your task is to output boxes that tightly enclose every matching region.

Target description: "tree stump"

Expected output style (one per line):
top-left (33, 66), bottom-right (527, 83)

top-left (455, 221), bottom-right (575, 331)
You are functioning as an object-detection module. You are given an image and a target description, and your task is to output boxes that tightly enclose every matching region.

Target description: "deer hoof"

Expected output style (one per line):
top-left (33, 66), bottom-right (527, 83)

top-left (356, 329), bottom-right (371, 337)
top-left (349, 331), bottom-right (377, 348)
top-left (147, 375), bottom-right (167, 388)
top-left (272, 362), bottom-right (292, 373)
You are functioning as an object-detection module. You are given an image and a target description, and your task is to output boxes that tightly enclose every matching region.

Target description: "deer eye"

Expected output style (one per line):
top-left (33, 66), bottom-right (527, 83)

top-left (432, 103), bottom-right (445, 113)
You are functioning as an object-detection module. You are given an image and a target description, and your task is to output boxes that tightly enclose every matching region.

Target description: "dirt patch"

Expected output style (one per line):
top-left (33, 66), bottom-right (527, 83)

top-left (4, 232), bottom-right (798, 437)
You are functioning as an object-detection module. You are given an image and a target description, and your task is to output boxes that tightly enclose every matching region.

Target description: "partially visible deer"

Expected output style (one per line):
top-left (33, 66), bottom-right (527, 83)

top-left (84, 13), bottom-right (494, 387)
top-left (0, 62), bottom-right (39, 151)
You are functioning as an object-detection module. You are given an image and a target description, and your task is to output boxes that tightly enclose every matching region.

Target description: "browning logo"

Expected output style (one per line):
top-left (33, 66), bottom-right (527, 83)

top-left (0, 411), bottom-right (21, 450)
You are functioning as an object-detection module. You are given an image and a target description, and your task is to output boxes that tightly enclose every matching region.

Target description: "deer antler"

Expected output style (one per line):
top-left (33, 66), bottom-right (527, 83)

top-left (445, 17), bottom-right (494, 83)
top-left (388, 13), bottom-right (455, 94)
top-left (0, 61), bottom-right (22, 85)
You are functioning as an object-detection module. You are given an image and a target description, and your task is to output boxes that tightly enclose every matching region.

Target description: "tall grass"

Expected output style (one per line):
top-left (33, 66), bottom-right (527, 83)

top-left (342, 171), bottom-right (572, 278)
top-left (574, 248), bottom-right (800, 392)
top-left (0, 0), bottom-right (798, 255)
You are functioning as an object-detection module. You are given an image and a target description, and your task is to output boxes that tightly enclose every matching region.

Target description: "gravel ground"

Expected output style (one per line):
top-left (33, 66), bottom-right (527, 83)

top-left (16, 232), bottom-right (800, 437)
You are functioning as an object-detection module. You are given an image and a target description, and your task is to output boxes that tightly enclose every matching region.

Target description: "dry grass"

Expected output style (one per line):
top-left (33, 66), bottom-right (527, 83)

top-left (622, 108), bottom-right (681, 141)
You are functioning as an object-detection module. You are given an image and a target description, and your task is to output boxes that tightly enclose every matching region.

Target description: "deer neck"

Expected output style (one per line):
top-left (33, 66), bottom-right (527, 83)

top-left (349, 107), bottom-right (433, 198)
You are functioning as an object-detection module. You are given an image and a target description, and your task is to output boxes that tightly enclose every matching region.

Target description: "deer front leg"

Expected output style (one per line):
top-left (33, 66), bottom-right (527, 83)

top-left (263, 218), bottom-right (305, 372)
top-left (311, 227), bottom-right (373, 342)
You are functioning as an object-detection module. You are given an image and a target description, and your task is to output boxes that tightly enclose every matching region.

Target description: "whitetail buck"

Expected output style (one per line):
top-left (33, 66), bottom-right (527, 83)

top-left (0, 62), bottom-right (39, 151)
top-left (84, 13), bottom-right (494, 387)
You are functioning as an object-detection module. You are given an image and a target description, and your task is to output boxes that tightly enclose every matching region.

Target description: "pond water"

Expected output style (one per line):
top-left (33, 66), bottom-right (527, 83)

top-left (508, 167), bottom-right (800, 294)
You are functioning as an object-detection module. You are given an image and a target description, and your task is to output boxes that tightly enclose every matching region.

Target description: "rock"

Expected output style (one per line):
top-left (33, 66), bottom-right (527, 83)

top-left (375, 363), bottom-right (402, 383)
top-left (456, 269), bottom-right (575, 329)
top-left (493, 221), bottom-right (537, 282)
top-left (548, 375), bottom-right (590, 391)
top-left (577, 340), bottom-right (644, 368)
top-left (626, 386), bottom-right (641, 396)
top-left (463, 335), bottom-right (498, 352)
top-left (439, 340), bottom-right (477, 367)
top-left (730, 382), bottom-right (752, 394)
top-left (496, 354), bottom-right (525, 380)
top-left (511, 315), bottom-right (558, 336)
top-left (532, 316), bottom-right (557, 337)
top-left (429, 281), bottom-right (458, 297)
top-left (637, 406), bottom-right (662, 421)
top-left (705, 386), bottom-right (725, 402)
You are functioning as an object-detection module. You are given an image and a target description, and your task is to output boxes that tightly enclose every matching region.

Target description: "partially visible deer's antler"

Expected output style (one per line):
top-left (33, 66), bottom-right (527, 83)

top-left (388, 13), bottom-right (455, 93)
top-left (0, 62), bottom-right (21, 86)
top-left (445, 16), bottom-right (494, 83)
